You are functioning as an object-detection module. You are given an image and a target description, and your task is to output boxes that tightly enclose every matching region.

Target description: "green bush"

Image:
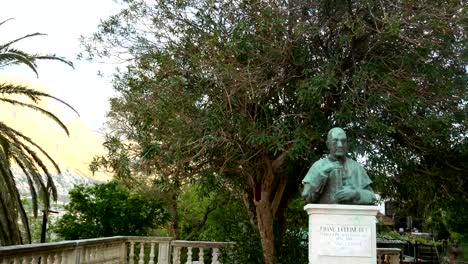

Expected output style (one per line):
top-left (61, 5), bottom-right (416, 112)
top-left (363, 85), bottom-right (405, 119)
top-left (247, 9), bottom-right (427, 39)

top-left (54, 181), bottom-right (169, 239)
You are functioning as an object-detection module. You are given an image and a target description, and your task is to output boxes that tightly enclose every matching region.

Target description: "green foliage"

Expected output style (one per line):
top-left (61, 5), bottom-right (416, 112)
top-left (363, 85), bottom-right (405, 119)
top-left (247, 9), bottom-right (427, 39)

top-left (276, 197), bottom-right (308, 264)
top-left (197, 194), bottom-right (264, 264)
top-left (20, 198), bottom-right (61, 243)
top-left (54, 181), bottom-right (169, 240)
top-left (378, 231), bottom-right (442, 247)
top-left (443, 200), bottom-right (468, 237)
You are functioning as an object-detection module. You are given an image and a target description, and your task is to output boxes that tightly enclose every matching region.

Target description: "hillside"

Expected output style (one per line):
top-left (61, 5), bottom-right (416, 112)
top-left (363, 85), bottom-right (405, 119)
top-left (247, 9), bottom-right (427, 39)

top-left (13, 169), bottom-right (98, 203)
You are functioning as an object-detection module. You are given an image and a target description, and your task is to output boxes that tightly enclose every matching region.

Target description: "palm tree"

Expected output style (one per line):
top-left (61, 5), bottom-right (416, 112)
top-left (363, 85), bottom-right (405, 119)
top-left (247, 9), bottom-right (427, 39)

top-left (0, 18), bottom-right (77, 245)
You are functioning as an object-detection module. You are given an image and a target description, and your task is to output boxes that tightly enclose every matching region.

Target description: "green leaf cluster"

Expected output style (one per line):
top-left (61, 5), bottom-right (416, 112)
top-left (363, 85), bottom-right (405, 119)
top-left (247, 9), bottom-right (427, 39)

top-left (378, 231), bottom-right (442, 247)
top-left (54, 181), bottom-right (169, 239)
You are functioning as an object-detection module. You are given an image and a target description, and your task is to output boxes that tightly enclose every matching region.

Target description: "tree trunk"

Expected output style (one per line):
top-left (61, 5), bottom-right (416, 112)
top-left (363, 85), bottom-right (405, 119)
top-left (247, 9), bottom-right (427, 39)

top-left (40, 210), bottom-right (48, 243)
top-left (168, 193), bottom-right (179, 239)
top-left (247, 153), bottom-right (290, 264)
top-left (256, 197), bottom-right (276, 264)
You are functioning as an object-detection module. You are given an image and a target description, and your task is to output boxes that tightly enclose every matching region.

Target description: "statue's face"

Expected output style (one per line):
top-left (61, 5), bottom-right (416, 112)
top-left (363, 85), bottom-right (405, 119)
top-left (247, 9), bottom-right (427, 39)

top-left (327, 129), bottom-right (347, 159)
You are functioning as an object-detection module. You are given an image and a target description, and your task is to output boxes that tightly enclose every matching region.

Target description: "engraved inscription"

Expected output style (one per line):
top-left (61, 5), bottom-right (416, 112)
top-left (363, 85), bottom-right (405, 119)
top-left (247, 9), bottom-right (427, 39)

top-left (318, 224), bottom-right (372, 257)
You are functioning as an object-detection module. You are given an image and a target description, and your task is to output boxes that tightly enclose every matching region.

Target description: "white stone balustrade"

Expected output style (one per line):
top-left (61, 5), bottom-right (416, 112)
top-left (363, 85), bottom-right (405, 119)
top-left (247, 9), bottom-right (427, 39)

top-left (0, 237), bottom-right (230, 264)
top-left (0, 236), bottom-right (172, 264)
top-left (0, 236), bottom-right (397, 264)
top-left (170, 240), bottom-right (232, 264)
top-left (125, 237), bottom-right (172, 264)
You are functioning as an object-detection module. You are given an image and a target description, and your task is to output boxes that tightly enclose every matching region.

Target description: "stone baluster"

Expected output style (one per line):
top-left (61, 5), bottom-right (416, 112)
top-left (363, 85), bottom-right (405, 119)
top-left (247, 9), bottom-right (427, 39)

top-left (138, 242), bottom-right (145, 264)
top-left (198, 248), bottom-right (204, 264)
top-left (101, 245), bottom-right (106, 261)
top-left (186, 247), bottom-right (192, 264)
top-left (89, 247), bottom-right (94, 262)
top-left (149, 242), bottom-right (156, 264)
top-left (82, 247), bottom-right (88, 263)
top-left (83, 248), bottom-right (89, 263)
top-left (129, 241), bottom-right (136, 264)
top-left (211, 248), bottom-right (220, 264)
top-left (31, 255), bottom-right (39, 264)
top-left (53, 252), bottom-right (60, 264)
top-left (90, 247), bottom-right (95, 262)
top-left (111, 244), bottom-right (118, 262)
top-left (89, 248), bottom-right (92, 262)
top-left (47, 253), bottom-right (53, 264)
top-left (21, 256), bottom-right (28, 264)
top-left (172, 247), bottom-right (181, 264)
top-left (94, 246), bottom-right (98, 262)
top-left (96, 245), bottom-right (102, 262)
top-left (158, 241), bottom-right (170, 264)
top-left (61, 251), bottom-right (66, 264)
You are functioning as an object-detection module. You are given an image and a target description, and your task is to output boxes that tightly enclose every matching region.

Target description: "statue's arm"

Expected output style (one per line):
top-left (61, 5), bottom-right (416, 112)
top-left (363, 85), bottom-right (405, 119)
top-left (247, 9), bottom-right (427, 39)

top-left (301, 162), bottom-right (327, 203)
top-left (355, 185), bottom-right (377, 205)
top-left (349, 163), bottom-right (377, 205)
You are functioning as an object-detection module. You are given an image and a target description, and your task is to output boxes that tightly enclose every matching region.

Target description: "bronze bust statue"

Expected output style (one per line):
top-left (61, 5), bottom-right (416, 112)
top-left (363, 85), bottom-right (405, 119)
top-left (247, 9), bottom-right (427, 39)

top-left (301, 127), bottom-right (376, 205)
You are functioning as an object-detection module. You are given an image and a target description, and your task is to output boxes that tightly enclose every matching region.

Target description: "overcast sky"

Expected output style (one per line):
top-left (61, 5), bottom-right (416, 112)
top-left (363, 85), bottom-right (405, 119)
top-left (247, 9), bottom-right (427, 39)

top-left (0, 0), bottom-right (122, 131)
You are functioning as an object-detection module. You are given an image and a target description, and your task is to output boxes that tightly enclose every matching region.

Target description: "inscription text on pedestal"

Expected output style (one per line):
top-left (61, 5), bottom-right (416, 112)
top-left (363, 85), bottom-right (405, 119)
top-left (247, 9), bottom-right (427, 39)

top-left (318, 224), bottom-right (372, 257)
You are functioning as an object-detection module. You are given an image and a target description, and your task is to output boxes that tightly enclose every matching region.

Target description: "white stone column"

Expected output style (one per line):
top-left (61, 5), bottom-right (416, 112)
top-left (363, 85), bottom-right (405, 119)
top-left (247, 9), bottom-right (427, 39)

top-left (304, 204), bottom-right (379, 264)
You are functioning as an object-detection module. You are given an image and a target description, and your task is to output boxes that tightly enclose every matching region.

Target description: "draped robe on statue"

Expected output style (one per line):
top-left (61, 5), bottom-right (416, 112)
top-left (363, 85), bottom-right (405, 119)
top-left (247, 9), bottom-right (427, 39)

top-left (302, 156), bottom-right (375, 204)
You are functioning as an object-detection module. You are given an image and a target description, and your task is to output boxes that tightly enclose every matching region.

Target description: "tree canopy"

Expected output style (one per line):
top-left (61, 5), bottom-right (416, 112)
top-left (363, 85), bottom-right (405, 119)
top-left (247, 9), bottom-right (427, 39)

top-left (83, 0), bottom-right (467, 262)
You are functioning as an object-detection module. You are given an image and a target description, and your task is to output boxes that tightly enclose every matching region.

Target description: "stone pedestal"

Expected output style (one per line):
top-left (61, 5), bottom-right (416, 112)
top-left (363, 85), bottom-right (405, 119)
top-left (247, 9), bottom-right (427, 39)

top-left (304, 204), bottom-right (379, 264)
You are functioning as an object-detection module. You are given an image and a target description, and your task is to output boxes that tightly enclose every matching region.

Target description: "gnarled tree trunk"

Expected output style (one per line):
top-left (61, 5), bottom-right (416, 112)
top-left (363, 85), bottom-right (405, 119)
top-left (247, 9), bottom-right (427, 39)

top-left (246, 152), bottom-right (290, 264)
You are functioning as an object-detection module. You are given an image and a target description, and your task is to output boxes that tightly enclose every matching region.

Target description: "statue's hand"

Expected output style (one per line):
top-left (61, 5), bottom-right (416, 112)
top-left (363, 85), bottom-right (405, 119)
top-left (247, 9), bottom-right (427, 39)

top-left (301, 182), bottom-right (312, 203)
top-left (335, 186), bottom-right (359, 202)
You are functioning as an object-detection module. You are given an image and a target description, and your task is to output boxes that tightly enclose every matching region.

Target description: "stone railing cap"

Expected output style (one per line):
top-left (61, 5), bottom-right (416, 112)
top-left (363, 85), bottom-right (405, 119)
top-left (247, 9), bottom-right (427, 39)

top-left (171, 240), bottom-right (235, 248)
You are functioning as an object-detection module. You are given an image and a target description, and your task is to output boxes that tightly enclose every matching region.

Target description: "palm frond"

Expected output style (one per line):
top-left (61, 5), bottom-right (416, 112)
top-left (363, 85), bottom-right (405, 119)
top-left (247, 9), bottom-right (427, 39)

top-left (0, 50), bottom-right (38, 76)
top-left (12, 175), bottom-right (31, 244)
top-left (14, 151), bottom-right (54, 217)
top-left (13, 155), bottom-right (39, 217)
top-left (0, 122), bottom-right (60, 175)
top-left (0, 21), bottom-right (73, 245)
top-left (1, 128), bottom-right (57, 239)
top-left (0, 83), bottom-right (42, 102)
top-left (33, 55), bottom-right (74, 69)
top-left (0, 18), bottom-right (14, 27)
top-left (0, 130), bottom-right (48, 197)
top-left (0, 98), bottom-right (71, 135)
top-left (0, 124), bottom-right (59, 204)
top-left (0, 83), bottom-right (80, 115)
top-left (0, 149), bottom-right (24, 244)
top-left (0, 33), bottom-right (46, 51)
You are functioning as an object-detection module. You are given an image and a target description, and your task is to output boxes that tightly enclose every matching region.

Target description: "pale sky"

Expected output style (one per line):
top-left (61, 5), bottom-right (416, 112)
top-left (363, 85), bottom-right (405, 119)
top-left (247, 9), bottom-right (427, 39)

top-left (0, 0), bottom-right (122, 131)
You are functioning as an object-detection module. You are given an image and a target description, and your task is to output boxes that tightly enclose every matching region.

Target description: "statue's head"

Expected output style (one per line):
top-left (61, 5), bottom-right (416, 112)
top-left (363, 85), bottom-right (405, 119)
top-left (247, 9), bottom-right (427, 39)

top-left (326, 127), bottom-right (347, 160)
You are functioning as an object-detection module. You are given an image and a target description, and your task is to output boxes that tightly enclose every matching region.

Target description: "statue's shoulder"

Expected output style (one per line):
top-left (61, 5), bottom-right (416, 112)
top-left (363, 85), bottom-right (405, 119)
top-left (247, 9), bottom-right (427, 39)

top-left (313, 157), bottom-right (329, 165)
top-left (345, 157), bottom-right (370, 182)
top-left (311, 157), bottom-right (332, 169)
